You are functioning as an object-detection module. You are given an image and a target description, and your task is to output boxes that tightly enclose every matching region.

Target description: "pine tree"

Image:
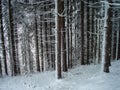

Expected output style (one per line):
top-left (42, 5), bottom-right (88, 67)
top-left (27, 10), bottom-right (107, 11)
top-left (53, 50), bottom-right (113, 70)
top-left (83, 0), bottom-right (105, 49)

top-left (61, 0), bottom-right (68, 72)
top-left (86, 0), bottom-right (90, 64)
top-left (34, 6), bottom-right (40, 71)
top-left (55, 0), bottom-right (64, 79)
top-left (81, 0), bottom-right (85, 65)
top-left (0, 0), bottom-right (8, 75)
top-left (8, 0), bottom-right (17, 76)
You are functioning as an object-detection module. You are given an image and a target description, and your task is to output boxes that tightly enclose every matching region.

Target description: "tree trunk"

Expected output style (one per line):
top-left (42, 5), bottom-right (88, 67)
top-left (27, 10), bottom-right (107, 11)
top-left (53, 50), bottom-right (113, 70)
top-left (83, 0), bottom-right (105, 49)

top-left (115, 19), bottom-right (120, 60)
top-left (86, 0), bottom-right (90, 64)
top-left (104, 1), bottom-right (112, 72)
top-left (69, 1), bottom-right (73, 68)
top-left (91, 0), bottom-right (95, 63)
top-left (43, 2), bottom-right (49, 71)
top-left (66, 0), bottom-right (70, 69)
top-left (81, 1), bottom-right (85, 65)
top-left (55, 0), bottom-right (64, 79)
top-left (118, 19), bottom-right (120, 59)
top-left (34, 6), bottom-right (40, 71)
top-left (0, 0), bottom-right (8, 75)
top-left (61, 1), bottom-right (68, 72)
top-left (40, 15), bottom-right (44, 71)
top-left (8, 0), bottom-right (17, 76)
top-left (104, 0), bottom-right (112, 72)
top-left (0, 58), bottom-right (2, 76)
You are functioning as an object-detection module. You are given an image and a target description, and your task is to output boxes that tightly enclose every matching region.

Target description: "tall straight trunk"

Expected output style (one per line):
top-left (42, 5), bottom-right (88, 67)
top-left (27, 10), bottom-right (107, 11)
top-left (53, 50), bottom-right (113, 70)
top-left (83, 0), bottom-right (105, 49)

top-left (118, 20), bottom-right (120, 59)
top-left (91, 0), bottom-right (95, 63)
top-left (81, 1), bottom-right (85, 65)
top-left (43, 2), bottom-right (49, 71)
top-left (25, 29), bottom-right (30, 73)
top-left (66, 0), bottom-right (70, 69)
top-left (104, 0), bottom-right (112, 72)
top-left (61, 1), bottom-right (67, 72)
top-left (49, 7), bottom-right (55, 69)
top-left (113, 31), bottom-right (117, 60)
top-left (116, 19), bottom-right (120, 60)
top-left (67, 0), bottom-right (73, 68)
top-left (47, 1), bottom-right (52, 69)
top-left (14, 25), bottom-right (20, 74)
top-left (96, 20), bottom-right (100, 64)
top-left (70, 4), bottom-right (73, 68)
top-left (0, 59), bottom-right (2, 76)
top-left (34, 6), bottom-right (40, 71)
top-left (102, 0), bottom-right (112, 73)
top-left (101, 3), bottom-right (109, 73)
top-left (55, 0), bottom-right (63, 79)
top-left (86, 0), bottom-right (90, 64)
top-left (40, 15), bottom-right (44, 71)
top-left (14, 0), bottom-right (20, 74)
top-left (105, 2), bottom-right (112, 66)
top-left (27, 32), bottom-right (33, 72)
top-left (0, 0), bottom-right (8, 75)
top-left (8, 0), bottom-right (17, 76)
top-left (93, 19), bottom-right (97, 64)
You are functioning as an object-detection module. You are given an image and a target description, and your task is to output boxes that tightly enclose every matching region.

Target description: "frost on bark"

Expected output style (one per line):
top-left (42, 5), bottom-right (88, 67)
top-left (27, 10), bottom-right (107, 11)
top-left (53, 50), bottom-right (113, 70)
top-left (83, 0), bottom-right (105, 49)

top-left (102, 0), bottom-right (112, 73)
top-left (55, 0), bottom-right (64, 79)
top-left (34, 6), bottom-right (40, 71)
top-left (81, 1), bottom-right (85, 65)
top-left (8, 0), bottom-right (18, 76)
top-left (86, 0), bottom-right (90, 64)
top-left (0, 0), bottom-right (8, 75)
top-left (61, 0), bottom-right (67, 72)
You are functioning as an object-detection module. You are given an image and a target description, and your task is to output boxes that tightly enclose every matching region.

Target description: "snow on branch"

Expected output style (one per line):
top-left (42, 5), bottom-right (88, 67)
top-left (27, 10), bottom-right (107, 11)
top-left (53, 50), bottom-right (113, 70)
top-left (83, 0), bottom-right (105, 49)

top-left (16, 0), bottom-right (54, 6)
top-left (81, 0), bottom-right (120, 8)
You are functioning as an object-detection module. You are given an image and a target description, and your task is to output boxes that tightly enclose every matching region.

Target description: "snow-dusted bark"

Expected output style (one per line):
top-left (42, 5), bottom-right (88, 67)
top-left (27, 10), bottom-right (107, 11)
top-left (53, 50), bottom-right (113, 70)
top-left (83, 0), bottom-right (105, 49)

top-left (55, 0), bottom-right (62, 79)
top-left (96, 20), bottom-right (100, 64)
top-left (0, 0), bottom-right (7, 76)
top-left (17, 25), bottom-right (24, 75)
top-left (101, 2), bottom-right (109, 72)
top-left (80, 0), bottom-right (85, 65)
top-left (116, 24), bottom-right (120, 60)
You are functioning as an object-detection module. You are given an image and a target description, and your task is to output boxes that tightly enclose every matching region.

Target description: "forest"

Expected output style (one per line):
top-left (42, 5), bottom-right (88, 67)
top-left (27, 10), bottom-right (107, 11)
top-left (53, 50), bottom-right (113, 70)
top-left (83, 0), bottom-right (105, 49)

top-left (0, 0), bottom-right (120, 89)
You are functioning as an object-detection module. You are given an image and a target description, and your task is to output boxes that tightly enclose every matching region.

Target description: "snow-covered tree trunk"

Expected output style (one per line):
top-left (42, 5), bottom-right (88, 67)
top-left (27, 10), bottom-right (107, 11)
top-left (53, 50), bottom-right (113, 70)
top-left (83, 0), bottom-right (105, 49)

top-left (101, 2), bottom-right (109, 72)
top-left (34, 6), bottom-right (40, 71)
top-left (8, 0), bottom-right (18, 76)
top-left (101, 0), bottom-right (112, 73)
top-left (0, 0), bottom-right (7, 76)
top-left (55, 0), bottom-right (62, 79)
top-left (65, 0), bottom-right (69, 69)
top-left (42, 2), bottom-right (50, 71)
top-left (80, 0), bottom-right (85, 65)
top-left (69, 0), bottom-right (73, 68)
top-left (61, 1), bottom-right (67, 72)
top-left (115, 19), bottom-right (120, 60)
top-left (86, 0), bottom-right (90, 64)
top-left (39, 15), bottom-right (44, 71)
top-left (91, 0), bottom-right (95, 63)
top-left (17, 25), bottom-right (25, 74)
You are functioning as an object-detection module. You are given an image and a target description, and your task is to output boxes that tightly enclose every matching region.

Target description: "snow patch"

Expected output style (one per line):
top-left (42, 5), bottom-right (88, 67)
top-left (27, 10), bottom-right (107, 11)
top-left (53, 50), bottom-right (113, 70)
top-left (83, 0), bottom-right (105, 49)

top-left (0, 61), bottom-right (120, 90)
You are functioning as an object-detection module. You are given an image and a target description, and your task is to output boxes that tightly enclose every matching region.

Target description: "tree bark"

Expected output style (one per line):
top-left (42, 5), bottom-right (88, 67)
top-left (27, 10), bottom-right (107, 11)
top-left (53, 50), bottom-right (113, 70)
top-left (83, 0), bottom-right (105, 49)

top-left (86, 0), bottom-right (90, 64)
top-left (91, 0), bottom-right (95, 63)
top-left (34, 6), bottom-right (40, 71)
top-left (55, 0), bottom-right (65, 79)
top-left (104, 0), bottom-right (112, 72)
top-left (40, 14), bottom-right (44, 71)
top-left (61, 1), bottom-right (68, 72)
top-left (81, 1), bottom-right (85, 65)
top-left (0, 0), bottom-right (8, 75)
top-left (8, 0), bottom-right (17, 76)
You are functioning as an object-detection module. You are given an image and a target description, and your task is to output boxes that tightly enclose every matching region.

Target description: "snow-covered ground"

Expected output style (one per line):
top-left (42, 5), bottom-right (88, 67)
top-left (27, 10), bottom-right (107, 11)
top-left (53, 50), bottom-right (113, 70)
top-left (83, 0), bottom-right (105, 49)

top-left (0, 60), bottom-right (120, 90)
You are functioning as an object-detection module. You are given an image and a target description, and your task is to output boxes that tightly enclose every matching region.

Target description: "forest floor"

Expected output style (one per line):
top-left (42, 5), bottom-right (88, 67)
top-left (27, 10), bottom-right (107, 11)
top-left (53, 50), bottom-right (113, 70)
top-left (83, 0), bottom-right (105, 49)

top-left (0, 60), bottom-right (120, 90)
